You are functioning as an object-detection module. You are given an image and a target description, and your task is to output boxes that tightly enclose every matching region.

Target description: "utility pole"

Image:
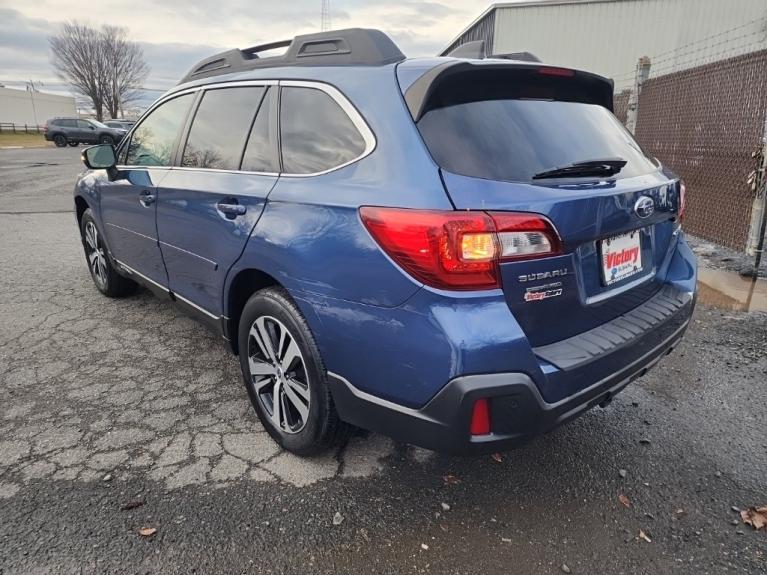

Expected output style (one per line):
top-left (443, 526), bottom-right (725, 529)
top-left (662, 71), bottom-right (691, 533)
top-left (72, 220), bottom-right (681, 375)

top-left (321, 0), bottom-right (331, 31)
top-left (26, 80), bottom-right (39, 127)
top-left (626, 56), bottom-right (651, 135)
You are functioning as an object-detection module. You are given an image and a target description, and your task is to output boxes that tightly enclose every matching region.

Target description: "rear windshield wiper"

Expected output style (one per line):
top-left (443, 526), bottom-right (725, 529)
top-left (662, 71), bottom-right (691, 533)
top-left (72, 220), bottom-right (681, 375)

top-left (532, 157), bottom-right (628, 180)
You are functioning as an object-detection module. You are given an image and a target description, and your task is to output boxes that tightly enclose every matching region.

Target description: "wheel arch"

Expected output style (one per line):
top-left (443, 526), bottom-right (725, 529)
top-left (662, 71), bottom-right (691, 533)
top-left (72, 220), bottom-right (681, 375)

top-left (225, 268), bottom-right (280, 355)
top-left (74, 195), bottom-right (90, 228)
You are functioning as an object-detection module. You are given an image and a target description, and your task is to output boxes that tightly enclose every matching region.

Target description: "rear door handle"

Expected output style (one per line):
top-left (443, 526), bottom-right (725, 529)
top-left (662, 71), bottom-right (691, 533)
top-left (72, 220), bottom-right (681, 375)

top-left (217, 199), bottom-right (246, 218)
top-left (139, 189), bottom-right (156, 207)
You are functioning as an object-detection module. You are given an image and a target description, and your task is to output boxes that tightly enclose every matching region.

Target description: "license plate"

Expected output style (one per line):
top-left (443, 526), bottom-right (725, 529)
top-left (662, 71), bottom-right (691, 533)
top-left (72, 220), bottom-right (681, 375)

top-left (600, 230), bottom-right (642, 285)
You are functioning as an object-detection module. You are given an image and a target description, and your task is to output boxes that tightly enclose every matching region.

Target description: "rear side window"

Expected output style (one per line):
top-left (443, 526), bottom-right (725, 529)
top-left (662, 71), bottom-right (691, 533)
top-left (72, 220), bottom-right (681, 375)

top-left (417, 71), bottom-right (657, 183)
top-left (280, 87), bottom-right (366, 174)
top-left (126, 94), bottom-right (193, 167)
top-left (58, 119), bottom-right (76, 128)
top-left (182, 86), bottom-right (266, 171)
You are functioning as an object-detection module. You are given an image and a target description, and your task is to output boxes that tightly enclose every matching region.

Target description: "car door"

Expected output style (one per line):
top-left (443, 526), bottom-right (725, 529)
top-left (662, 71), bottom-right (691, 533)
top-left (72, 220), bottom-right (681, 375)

top-left (76, 119), bottom-right (98, 143)
top-left (156, 84), bottom-right (279, 319)
top-left (99, 93), bottom-right (196, 289)
top-left (59, 118), bottom-right (77, 140)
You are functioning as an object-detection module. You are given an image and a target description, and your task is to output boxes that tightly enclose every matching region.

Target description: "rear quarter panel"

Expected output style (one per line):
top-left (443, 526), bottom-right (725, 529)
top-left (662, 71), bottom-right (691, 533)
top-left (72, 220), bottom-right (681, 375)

top-left (226, 66), bottom-right (452, 310)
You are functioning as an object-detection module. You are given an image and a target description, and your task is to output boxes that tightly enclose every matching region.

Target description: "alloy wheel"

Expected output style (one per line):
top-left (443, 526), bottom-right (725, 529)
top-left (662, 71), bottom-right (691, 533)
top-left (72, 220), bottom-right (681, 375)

top-left (247, 315), bottom-right (311, 434)
top-left (84, 221), bottom-right (108, 290)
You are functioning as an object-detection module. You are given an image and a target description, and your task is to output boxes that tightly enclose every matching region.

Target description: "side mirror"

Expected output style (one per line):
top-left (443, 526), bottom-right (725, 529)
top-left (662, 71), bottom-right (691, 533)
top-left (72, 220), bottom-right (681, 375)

top-left (90, 125), bottom-right (95, 130)
top-left (82, 144), bottom-right (116, 170)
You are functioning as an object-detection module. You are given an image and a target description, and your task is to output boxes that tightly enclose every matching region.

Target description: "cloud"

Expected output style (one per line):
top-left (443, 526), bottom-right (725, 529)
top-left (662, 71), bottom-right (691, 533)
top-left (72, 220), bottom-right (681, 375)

top-left (1, 1), bottom-right (491, 101)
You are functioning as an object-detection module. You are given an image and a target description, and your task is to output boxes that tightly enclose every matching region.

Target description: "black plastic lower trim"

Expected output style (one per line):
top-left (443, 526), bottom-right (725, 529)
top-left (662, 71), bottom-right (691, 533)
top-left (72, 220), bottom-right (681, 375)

top-left (328, 314), bottom-right (691, 455)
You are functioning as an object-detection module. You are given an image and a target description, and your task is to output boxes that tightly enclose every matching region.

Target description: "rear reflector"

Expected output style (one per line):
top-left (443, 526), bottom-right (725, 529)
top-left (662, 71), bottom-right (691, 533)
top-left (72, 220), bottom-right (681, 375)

top-left (678, 180), bottom-right (687, 221)
top-left (359, 207), bottom-right (561, 290)
top-left (470, 398), bottom-right (491, 436)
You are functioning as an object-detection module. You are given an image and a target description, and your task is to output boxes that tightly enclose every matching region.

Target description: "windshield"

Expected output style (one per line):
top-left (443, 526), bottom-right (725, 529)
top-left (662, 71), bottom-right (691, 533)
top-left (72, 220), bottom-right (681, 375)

top-left (89, 120), bottom-right (109, 129)
top-left (418, 99), bottom-right (657, 183)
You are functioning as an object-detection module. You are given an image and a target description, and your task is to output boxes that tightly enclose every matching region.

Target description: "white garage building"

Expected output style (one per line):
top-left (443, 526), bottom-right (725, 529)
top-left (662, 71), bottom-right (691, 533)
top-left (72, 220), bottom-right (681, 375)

top-left (442, 0), bottom-right (767, 88)
top-left (0, 87), bottom-right (77, 127)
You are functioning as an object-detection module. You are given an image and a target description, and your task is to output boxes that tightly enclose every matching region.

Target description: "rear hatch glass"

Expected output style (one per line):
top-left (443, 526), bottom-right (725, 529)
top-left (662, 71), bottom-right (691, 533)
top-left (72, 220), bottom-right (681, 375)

top-left (417, 69), bottom-right (658, 184)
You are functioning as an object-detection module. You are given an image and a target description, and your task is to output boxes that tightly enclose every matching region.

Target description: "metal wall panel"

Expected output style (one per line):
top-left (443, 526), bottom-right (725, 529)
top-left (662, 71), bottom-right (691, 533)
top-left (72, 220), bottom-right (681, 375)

top-left (443, 9), bottom-right (496, 56)
top-left (490, 0), bottom-right (767, 87)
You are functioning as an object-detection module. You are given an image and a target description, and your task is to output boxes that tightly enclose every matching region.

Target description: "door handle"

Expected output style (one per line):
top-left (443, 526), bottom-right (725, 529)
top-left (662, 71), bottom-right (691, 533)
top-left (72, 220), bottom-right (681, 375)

top-left (217, 199), bottom-right (246, 218)
top-left (139, 189), bottom-right (156, 207)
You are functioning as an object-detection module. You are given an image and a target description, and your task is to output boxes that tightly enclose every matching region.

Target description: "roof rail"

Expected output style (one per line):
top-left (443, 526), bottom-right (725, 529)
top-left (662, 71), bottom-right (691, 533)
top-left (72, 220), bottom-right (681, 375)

top-left (178, 28), bottom-right (405, 85)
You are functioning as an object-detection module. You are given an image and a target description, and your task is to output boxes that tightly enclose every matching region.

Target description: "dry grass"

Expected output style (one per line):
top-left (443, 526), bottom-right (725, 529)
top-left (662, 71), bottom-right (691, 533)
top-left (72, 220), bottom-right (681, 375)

top-left (0, 132), bottom-right (51, 148)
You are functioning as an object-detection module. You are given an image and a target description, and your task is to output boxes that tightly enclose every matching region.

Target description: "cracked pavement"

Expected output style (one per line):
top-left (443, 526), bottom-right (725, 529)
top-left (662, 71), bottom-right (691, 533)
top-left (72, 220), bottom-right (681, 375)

top-left (0, 147), bottom-right (765, 574)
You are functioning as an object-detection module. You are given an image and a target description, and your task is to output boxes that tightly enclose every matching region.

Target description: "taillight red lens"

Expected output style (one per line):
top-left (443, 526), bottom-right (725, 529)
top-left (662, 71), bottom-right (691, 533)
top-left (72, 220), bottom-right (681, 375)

top-left (359, 207), bottom-right (561, 291)
top-left (359, 208), bottom-right (498, 290)
top-left (678, 180), bottom-right (686, 221)
top-left (470, 398), bottom-right (491, 436)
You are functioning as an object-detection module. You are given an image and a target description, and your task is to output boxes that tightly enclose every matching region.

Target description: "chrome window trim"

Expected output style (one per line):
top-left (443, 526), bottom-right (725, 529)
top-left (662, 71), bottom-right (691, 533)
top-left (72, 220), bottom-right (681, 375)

top-left (166, 166), bottom-right (279, 177)
top-left (118, 79), bottom-right (375, 178)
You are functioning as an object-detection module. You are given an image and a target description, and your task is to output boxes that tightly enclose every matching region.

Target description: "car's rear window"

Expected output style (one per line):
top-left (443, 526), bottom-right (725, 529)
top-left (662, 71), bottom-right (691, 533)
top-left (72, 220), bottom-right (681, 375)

top-left (417, 75), bottom-right (657, 183)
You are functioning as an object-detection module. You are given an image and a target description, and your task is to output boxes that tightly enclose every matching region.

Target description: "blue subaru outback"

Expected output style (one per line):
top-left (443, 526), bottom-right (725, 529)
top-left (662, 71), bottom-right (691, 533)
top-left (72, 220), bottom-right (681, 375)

top-left (74, 29), bottom-right (697, 455)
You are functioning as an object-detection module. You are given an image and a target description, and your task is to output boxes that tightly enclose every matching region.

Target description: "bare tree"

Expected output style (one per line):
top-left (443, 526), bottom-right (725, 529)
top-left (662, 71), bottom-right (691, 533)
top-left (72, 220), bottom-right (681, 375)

top-left (100, 26), bottom-right (149, 119)
top-left (50, 22), bottom-right (149, 121)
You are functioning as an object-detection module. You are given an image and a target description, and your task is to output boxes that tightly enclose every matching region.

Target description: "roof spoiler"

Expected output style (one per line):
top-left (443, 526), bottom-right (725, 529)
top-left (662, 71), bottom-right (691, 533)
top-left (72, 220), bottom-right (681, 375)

top-left (178, 28), bottom-right (406, 85)
top-left (404, 61), bottom-right (615, 122)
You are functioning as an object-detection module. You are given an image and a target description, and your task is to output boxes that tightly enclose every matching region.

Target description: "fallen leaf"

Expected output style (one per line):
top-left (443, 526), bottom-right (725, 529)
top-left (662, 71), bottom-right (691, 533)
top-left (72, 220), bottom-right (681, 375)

top-left (740, 507), bottom-right (767, 530)
top-left (443, 474), bottom-right (461, 485)
top-left (638, 530), bottom-right (652, 543)
top-left (121, 499), bottom-right (145, 511)
top-left (618, 494), bottom-right (631, 508)
top-left (420, 543), bottom-right (429, 550)
top-left (491, 453), bottom-right (504, 463)
top-left (138, 527), bottom-right (157, 537)
top-left (332, 511), bottom-right (344, 526)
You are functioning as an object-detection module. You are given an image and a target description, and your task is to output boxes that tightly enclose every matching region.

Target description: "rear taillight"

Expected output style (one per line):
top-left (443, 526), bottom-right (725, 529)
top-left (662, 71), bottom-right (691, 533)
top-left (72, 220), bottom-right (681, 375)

top-left (678, 180), bottom-right (686, 221)
top-left (359, 207), bottom-right (561, 291)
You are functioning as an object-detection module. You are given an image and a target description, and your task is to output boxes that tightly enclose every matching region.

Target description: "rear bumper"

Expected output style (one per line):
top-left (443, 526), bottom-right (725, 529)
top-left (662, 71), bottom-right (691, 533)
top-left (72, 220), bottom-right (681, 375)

top-left (328, 291), bottom-right (694, 455)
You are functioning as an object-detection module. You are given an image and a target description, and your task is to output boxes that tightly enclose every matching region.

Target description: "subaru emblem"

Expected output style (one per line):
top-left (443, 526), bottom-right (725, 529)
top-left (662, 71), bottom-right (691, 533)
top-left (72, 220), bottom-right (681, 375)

top-left (634, 196), bottom-right (655, 218)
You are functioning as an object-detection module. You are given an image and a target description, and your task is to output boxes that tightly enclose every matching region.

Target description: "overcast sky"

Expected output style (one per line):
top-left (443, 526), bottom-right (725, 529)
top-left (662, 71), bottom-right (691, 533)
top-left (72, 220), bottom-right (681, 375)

top-left (1, 0), bottom-right (496, 94)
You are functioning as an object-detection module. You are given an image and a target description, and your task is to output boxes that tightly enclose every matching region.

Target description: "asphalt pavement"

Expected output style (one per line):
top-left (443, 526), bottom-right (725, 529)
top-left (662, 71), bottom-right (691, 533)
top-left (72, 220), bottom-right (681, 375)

top-left (0, 146), bottom-right (765, 574)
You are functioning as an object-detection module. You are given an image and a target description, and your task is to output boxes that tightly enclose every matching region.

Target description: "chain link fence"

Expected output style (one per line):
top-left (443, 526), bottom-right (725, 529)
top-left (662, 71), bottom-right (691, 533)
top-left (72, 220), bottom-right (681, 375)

top-left (614, 17), bottom-right (767, 259)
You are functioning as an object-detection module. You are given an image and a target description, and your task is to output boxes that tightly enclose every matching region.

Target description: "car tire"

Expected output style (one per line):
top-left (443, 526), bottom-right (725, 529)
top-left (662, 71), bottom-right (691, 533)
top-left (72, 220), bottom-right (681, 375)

top-left (80, 209), bottom-right (137, 298)
top-left (99, 134), bottom-right (114, 145)
top-left (68, 141), bottom-right (79, 147)
top-left (53, 134), bottom-right (67, 147)
top-left (238, 287), bottom-right (351, 455)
